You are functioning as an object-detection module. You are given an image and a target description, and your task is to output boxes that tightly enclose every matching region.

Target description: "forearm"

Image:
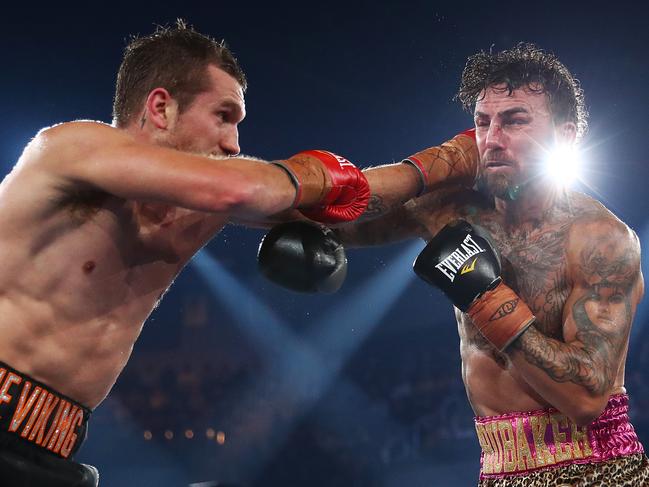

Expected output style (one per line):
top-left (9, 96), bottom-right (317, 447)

top-left (215, 160), bottom-right (302, 218)
top-left (506, 325), bottom-right (613, 426)
top-left (142, 156), bottom-right (299, 218)
top-left (358, 130), bottom-right (479, 222)
top-left (359, 163), bottom-right (421, 221)
top-left (329, 164), bottom-right (423, 247)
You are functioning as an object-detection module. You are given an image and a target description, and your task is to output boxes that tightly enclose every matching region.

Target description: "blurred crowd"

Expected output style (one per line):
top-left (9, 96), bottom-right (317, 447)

top-left (101, 303), bottom-right (649, 485)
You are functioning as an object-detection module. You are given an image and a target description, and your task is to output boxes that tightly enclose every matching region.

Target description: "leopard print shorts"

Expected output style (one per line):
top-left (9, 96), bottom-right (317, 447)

top-left (478, 453), bottom-right (649, 487)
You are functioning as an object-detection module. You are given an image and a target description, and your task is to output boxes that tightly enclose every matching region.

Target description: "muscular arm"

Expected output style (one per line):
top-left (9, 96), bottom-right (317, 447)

top-left (506, 220), bottom-right (643, 425)
top-left (28, 121), bottom-right (298, 220)
top-left (336, 186), bottom-right (489, 248)
top-left (359, 163), bottom-right (422, 219)
top-left (230, 130), bottom-right (479, 229)
top-left (229, 163), bottom-right (421, 229)
top-left (354, 130), bottom-right (479, 221)
top-left (334, 201), bottom-right (426, 248)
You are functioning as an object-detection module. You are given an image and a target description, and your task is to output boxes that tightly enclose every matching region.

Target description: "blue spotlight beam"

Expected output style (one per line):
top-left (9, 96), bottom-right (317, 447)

top-left (308, 241), bottom-right (425, 362)
top-left (191, 251), bottom-right (300, 360)
top-left (189, 244), bottom-right (423, 483)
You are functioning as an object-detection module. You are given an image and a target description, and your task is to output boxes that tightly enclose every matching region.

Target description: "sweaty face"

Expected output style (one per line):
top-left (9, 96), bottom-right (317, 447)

top-left (474, 84), bottom-right (556, 200)
top-left (168, 64), bottom-right (246, 157)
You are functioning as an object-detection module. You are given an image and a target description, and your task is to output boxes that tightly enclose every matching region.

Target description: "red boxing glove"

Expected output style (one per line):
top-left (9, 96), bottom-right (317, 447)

top-left (272, 150), bottom-right (370, 224)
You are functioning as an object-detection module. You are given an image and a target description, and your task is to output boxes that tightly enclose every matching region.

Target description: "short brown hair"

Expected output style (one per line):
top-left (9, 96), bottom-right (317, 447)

top-left (456, 43), bottom-right (588, 138)
top-left (112, 20), bottom-right (247, 127)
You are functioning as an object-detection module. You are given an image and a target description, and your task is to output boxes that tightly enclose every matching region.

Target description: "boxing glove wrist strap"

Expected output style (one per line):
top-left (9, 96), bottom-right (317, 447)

top-left (401, 129), bottom-right (479, 197)
top-left (467, 281), bottom-right (535, 351)
top-left (271, 154), bottom-right (330, 208)
top-left (271, 160), bottom-right (302, 207)
top-left (402, 156), bottom-right (428, 197)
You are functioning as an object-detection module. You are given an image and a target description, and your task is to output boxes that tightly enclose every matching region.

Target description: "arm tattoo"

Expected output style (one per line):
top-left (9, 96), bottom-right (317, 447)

top-left (512, 240), bottom-right (636, 395)
top-left (360, 195), bottom-right (390, 220)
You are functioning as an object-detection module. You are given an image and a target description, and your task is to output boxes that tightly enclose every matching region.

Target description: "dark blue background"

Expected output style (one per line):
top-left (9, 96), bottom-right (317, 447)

top-left (2, 2), bottom-right (649, 486)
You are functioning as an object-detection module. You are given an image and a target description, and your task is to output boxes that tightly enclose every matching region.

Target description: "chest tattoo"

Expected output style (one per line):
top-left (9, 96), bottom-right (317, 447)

top-left (462, 218), bottom-right (572, 353)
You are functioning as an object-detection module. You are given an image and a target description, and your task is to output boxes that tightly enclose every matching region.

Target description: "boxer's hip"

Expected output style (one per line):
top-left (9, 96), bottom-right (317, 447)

top-left (474, 393), bottom-right (645, 481)
top-left (0, 361), bottom-right (91, 460)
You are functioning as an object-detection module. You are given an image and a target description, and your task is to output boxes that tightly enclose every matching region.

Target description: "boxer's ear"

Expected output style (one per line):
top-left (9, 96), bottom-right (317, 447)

top-left (142, 88), bottom-right (178, 130)
top-left (555, 120), bottom-right (577, 145)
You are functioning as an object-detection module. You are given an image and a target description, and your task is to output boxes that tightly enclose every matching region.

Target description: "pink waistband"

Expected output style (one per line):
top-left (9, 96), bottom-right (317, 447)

top-left (474, 394), bottom-right (644, 479)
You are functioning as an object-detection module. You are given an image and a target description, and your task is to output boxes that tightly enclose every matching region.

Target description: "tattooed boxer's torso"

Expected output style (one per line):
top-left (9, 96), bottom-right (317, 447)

top-left (339, 186), bottom-right (640, 417)
top-left (412, 188), bottom-right (636, 416)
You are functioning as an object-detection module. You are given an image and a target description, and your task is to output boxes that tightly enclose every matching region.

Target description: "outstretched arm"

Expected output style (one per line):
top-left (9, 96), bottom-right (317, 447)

top-left (26, 121), bottom-right (368, 223)
top-left (359, 129), bottom-right (479, 219)
top-left (228, 163), bottom-right (422, 230)
top-left (232, 129), bottom-right (479, 229)
top-left (336, 186), bottom-right (488, 248)
top-left (333, 130), bottom-right (480, 246)
top-left (31, 121), bottom-right (295, 218)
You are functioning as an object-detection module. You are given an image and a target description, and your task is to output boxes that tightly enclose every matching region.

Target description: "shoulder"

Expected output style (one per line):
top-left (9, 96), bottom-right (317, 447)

top-left (566, 191), bottom-right (639, 253)
top-left (565, 192), bottom-right (641, 285)
top-left (22, 120), bottom-right (115, 160)
top-left (18, 120), bottom-right (127, 177)
top-left (36, 120), bottom-right (114, 137)
top-left (30, 120), bottom-right (118, 153)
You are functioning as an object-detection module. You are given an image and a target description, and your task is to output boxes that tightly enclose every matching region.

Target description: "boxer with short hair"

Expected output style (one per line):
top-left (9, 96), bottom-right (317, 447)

top-left (0, 19), bottom-right (484, 484)
top-left (336, 43), bottom-right (649, 485)
top-left (0, 21), bottom-right (374, 485)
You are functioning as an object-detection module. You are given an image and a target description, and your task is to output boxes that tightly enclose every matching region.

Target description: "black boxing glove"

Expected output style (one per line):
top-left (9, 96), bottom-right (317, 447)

top-left (414, 220), bottom-right (502, 310)
top-left (258, 221), bottom-right (347, 293)
top-left (414, 220), bottom-right (535, 351)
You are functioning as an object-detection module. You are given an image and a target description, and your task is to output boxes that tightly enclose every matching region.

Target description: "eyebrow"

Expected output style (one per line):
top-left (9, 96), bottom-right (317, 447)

top-left (474, 107), bottom-right (531, 118)
top-left (217, 100), bottom-right (246, 120)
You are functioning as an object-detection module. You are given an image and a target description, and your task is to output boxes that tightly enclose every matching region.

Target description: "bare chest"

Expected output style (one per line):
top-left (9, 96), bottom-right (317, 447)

top-left (491, 224), bottom-right (571, 338)
top-left (7, 198), bottom-right (194, 321)
top-left (455, 219), bottom-right (573, 361)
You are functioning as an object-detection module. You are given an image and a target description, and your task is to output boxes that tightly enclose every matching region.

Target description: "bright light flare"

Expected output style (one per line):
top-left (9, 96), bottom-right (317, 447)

top-left (544, 144), bottom-right (583, 187)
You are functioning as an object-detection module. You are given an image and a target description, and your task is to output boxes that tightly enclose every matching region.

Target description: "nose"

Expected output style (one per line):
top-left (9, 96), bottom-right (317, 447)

top-left (598, 299), bottom-right (610, 313)
top-left (220, 126), bottom-right (240, 157)
top-left (485, 122), bottom-right (506, 151)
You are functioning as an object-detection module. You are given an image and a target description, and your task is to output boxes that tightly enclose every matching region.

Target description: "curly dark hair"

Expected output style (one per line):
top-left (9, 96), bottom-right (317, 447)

top-left (113, 19), bottom-right (247, 128)
top-left (456, 43), bottom-right (588, 138)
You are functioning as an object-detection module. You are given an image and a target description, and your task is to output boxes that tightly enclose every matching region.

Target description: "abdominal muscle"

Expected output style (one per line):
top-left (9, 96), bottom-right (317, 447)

top-left (0, 283), bottom-right (162, 409)
top-left (0, 189), bottom-right (233, 409)
top-left (460, 334), bottom-right (626, 419)
top-left (0, 213), bottom-right (204, 409)
top-left (462, 345), bottom-right (551, 418)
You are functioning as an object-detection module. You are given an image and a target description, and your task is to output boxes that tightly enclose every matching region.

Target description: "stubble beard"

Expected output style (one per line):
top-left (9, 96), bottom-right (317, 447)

top-left (478, 170), bottom-right (523, 201)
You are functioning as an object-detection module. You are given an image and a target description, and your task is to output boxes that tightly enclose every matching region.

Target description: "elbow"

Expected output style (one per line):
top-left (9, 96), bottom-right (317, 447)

top-left (567, 396), bottom-right (609, 427)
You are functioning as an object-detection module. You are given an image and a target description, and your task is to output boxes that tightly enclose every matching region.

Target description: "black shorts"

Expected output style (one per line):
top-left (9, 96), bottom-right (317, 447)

top-left (0, 430), bottom-right (98, 486)
top-left (0, 362), bottom-right (97, 486)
